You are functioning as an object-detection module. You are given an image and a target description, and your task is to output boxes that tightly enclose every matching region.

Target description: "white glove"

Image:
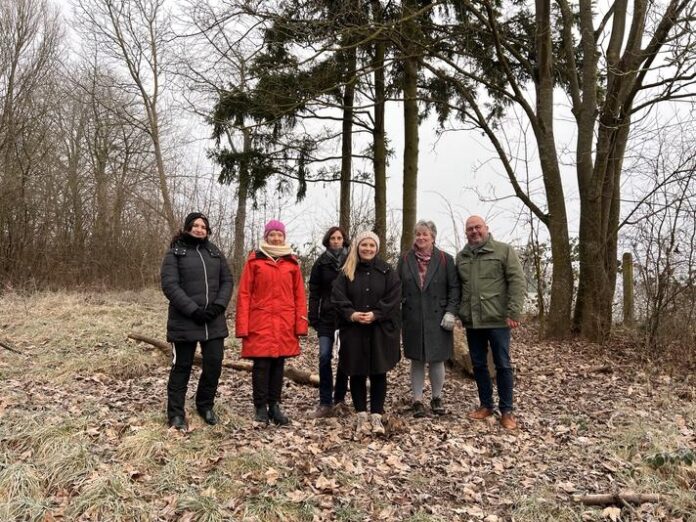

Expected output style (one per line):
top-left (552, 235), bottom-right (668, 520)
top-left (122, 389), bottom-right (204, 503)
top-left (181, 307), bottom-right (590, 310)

top-left (440, 312), bottom-right (456, 331)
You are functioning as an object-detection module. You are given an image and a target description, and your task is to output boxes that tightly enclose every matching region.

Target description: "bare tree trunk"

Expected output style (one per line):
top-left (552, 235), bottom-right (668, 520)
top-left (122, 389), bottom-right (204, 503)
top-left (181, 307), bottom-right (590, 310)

top-left (232, 128), bottom-right (251, 282)
top-left (371, 0), bottom-right (387, 251)
top-left (339, 49), bottom-right (355, 234)
top-left (534, 0), bottom-right (573, 337)
top-left (401, 0), bottom-right (420, 252)
top-left (622, 252), bottom-right (634, 325)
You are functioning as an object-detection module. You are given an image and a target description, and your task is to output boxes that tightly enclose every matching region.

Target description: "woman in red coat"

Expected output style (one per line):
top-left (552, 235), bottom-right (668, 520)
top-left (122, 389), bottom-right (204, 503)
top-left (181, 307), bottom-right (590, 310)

top-left (235, 220), bottom-right (308, 425)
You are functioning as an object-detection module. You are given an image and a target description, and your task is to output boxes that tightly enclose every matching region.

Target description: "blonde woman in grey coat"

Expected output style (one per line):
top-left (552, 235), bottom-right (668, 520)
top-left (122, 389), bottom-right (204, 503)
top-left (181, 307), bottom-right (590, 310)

top-left (397, 220), bottom-right (460, 417)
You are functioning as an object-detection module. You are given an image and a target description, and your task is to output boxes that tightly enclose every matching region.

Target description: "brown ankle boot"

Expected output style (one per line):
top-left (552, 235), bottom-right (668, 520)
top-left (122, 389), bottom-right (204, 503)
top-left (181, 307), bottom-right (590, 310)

top-left (500, 412), bottom-right (517, 430)
top-left (467, 407), bottom-right (494, 420)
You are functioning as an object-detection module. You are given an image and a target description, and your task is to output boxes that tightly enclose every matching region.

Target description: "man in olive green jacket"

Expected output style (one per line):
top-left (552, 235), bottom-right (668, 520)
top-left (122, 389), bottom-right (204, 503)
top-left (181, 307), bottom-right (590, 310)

top-left (456, 215), bottom-right (526, 430)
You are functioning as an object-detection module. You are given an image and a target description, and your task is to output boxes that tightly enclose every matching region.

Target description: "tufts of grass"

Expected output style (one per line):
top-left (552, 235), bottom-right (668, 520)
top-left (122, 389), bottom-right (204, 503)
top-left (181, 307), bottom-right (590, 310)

top-left (0, 496), bottom-right (51, 522)
top-left (117, 426), bottom-right (171, 465)
top-left (0, 462), bottom-right (44, 501)
top-left (43, 442), bottom-right (99, 491)
top-left (509, 490), bottom-right (581, 522)
top-left (243, 493), bottom-right (314, 521)
top-left (0, 412), bottom-right (87, 457)
top-left (52, 347), bottom-right (159, 382)
top-left (222, 449), bottom-right (277, 477)
top-left (405, 513), bottom-right (446, 522)
top-left (153, 459), bottom-right (192, 494)
top-left (177, 491), bottom-right (232, 522)
top-left (334, 502), bottom-right (365, 522)
top-left (608, 409), bottom-right (696, 519)
top-left (66, 470), bottom-right (145, 520)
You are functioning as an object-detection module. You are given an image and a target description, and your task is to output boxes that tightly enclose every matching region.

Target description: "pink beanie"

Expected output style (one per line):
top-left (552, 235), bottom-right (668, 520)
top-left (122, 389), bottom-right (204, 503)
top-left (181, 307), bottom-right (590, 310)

top-left (263, 219), bottom-right (286, 239)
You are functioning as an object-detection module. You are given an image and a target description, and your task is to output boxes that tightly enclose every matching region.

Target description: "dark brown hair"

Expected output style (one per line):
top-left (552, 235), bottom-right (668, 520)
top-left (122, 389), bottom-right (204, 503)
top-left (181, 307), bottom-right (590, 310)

top-left (322, 226), bottom-right (350, 249)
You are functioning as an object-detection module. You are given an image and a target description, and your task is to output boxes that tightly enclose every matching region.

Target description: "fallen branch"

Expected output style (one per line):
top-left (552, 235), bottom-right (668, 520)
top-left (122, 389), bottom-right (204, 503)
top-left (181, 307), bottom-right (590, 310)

top-left (0, 339), bottom-right (23, 355)
top-left (128, 332), bottom-right (319, 387)
top-left (573, 492), bottom-right (662, 506)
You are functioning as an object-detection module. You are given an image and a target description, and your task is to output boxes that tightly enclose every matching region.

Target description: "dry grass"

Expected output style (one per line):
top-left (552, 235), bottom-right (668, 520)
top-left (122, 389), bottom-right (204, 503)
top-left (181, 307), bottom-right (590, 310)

top-left (1, 289), bottom-right (695, 521)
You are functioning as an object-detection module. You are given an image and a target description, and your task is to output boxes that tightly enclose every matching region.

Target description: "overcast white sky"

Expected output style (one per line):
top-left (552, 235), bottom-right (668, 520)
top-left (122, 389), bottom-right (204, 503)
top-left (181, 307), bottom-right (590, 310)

top-left (52, 0), bottom-right (623, 255)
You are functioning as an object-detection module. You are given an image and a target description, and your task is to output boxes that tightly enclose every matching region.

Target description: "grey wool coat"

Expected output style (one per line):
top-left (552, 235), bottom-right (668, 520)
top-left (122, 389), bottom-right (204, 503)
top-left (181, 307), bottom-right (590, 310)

top-left (397, 247), bottom-right (460, 362)
top-left (161, 236), bottom-right (234, 342)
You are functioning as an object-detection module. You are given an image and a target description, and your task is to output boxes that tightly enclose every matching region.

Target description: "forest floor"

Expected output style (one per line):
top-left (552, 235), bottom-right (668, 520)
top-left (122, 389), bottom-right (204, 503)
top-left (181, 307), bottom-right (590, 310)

top-left (0, 289), bottom-right (694, 522)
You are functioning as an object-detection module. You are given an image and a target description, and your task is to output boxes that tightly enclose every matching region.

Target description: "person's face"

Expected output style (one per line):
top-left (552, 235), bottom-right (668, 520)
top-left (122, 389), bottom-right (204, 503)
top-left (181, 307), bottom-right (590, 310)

top-left (414, 226), bottom-right (434, 250)
top-left (328, 230), bottom-right (344, 250)
top-left (188, 218), bottom-right (208, 239)
top-left (465, 217), bottom-right (489, 246)
top-left (266, 230), bottom-right (285, 246)
top-left (358, 239), bottom-right (377, 261)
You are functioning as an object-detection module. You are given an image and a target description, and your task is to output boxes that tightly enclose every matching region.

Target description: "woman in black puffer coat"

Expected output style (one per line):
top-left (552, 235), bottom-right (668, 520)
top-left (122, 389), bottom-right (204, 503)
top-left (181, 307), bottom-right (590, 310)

top-left (161, 212), bottom-right (233, 431)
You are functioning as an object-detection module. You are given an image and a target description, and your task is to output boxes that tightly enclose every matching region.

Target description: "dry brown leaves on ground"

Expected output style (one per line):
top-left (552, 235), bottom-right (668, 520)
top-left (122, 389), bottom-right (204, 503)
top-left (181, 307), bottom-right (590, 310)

top-left (0, 289), bottom-right (694, 521)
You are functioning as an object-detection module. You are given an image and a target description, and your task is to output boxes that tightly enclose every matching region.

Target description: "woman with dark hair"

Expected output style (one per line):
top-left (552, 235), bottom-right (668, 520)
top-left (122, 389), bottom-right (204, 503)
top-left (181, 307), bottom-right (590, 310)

top-left (331, 231), bottom-right (401, 437)
top-left (397, 220), bottom-right (460, 417)
top-left (308, 226), bottom-right (350, 418)
top-left (161, 212), bottom-right (234, 431)
top-left (236, 220), bottom-right (308, 425)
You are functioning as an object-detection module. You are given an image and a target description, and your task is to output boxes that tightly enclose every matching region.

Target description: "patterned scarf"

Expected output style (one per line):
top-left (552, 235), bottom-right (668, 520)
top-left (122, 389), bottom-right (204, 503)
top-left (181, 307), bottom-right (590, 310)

top-left (413, 246), bottom-right (433, 289)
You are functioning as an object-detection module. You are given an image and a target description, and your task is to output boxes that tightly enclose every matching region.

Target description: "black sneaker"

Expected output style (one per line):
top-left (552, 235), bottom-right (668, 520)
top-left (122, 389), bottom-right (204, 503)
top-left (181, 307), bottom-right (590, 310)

top-left (412, 401), bottom-right (426, 418)
top-left (168, 415), bottom-right (187, 431)
top-left (431, 397), bottom-right (446, 415)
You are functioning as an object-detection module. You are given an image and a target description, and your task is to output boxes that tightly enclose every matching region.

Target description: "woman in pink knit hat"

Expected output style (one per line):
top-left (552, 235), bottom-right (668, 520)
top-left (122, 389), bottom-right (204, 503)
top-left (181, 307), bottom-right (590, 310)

top-left (235, 220), bottom-right (308, 425)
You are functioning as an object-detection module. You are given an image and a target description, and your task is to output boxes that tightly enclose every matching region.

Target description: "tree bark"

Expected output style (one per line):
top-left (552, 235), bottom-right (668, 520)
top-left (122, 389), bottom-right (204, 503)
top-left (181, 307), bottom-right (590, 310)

top-left (534, 0), bottom-right (573, 337)
top-left (339, 50), bottom-right (355, 234)
top-left (400, 0), bottom-right (420, 252)
top-left (371, 0), bottom-right (387, 252)
top-left (232, 126), bottom-right (251, 283)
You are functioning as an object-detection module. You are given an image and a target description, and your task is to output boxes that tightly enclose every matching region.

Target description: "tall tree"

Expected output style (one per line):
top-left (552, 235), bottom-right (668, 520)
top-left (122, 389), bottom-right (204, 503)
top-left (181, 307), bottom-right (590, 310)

top-left (0, 0), bottom-right (61, 281)
top-left (399, 0), bottom-right (422, 251)
top-left (418, 0), bottom-right (695, 339)
top-left (76, 0), bottom-right (178, 233)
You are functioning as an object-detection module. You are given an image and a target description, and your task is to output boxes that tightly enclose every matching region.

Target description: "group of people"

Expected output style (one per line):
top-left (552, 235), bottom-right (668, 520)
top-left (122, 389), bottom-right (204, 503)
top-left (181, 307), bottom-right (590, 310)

top-left (160, 212), bottom-right (526, 435)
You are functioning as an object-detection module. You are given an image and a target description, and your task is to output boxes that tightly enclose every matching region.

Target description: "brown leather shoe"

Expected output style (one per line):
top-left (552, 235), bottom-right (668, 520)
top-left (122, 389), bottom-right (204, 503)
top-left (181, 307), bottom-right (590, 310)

top-left (500, 412), bottom-right (517, 430)
top-left (467, 407), bottom-right (494, 420)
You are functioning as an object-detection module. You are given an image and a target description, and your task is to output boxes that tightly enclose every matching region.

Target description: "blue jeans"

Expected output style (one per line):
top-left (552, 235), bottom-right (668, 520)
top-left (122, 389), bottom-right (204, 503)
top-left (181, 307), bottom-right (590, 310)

top-left (319, 335), bottom-right (348, 405)
top-left (466, 328), bottom-right (514, 413)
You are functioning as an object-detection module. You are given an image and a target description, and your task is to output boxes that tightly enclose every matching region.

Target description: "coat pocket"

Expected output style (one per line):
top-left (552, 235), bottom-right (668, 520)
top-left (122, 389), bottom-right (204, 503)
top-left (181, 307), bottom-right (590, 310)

top-left (480, 292), bottom-right (505, 323)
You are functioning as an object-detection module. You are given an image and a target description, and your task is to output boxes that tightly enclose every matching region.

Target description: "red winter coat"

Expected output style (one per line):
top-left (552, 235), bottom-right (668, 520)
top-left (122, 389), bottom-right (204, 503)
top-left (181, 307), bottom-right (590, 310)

top-left (235, 250), bottom-right (308, 358)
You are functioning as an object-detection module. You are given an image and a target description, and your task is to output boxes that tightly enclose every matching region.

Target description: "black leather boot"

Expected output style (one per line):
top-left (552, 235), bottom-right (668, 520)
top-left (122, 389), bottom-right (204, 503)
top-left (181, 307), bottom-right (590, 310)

top-left (268, 402), bottom-right (289, 426)
top-left (254, 406), bottom-right (269, 425)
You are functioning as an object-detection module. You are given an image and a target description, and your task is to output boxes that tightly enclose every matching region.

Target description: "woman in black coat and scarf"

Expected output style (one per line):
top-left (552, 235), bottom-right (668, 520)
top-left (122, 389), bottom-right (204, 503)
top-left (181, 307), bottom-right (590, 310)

top-left (331, 230), bottom-right (401, 437)
top-left (308, 226), bottom-right (350, 418)
top-left (397, 220), bottom-right (460, 417)
top-left (161, 212), bottom-right (234, 431)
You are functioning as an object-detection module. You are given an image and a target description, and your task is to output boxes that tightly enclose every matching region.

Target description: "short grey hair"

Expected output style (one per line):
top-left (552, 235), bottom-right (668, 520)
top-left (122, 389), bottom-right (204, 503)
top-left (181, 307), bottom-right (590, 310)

top-left (414, 220), bottom-right (437, 240)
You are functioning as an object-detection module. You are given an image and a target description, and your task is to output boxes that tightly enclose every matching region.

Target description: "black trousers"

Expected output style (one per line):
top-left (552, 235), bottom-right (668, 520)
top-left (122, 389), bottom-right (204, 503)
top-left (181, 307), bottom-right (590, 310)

top-left (252, 357), bottom-right (286, 408)
top-left (167, 338), bottom-right (224, 420)
top-left (350, 373), bottom-right (387, 414)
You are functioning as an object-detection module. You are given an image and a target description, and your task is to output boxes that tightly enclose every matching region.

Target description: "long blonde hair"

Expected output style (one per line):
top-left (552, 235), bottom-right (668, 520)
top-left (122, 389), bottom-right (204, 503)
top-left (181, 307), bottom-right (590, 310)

top-left (341, 230), bottom-right (380, 281)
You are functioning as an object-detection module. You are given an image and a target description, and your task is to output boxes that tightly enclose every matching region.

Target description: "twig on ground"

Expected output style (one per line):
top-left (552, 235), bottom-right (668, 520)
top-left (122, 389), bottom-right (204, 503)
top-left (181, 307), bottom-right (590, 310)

top-left (0, 339), bottom-right (23, 355)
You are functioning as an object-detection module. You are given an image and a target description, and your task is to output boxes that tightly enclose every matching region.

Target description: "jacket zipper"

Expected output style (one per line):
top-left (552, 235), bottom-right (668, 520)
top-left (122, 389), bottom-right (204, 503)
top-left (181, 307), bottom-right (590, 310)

top-left (196, 245), bottom-right (210, 340)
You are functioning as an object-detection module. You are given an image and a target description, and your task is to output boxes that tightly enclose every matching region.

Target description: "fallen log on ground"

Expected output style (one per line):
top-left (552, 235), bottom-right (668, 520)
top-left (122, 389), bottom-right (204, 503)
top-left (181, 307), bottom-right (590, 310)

top-left (128, 332), bottom-right (319, 387)
top-left (573, 492), bottom-right (662, 506)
